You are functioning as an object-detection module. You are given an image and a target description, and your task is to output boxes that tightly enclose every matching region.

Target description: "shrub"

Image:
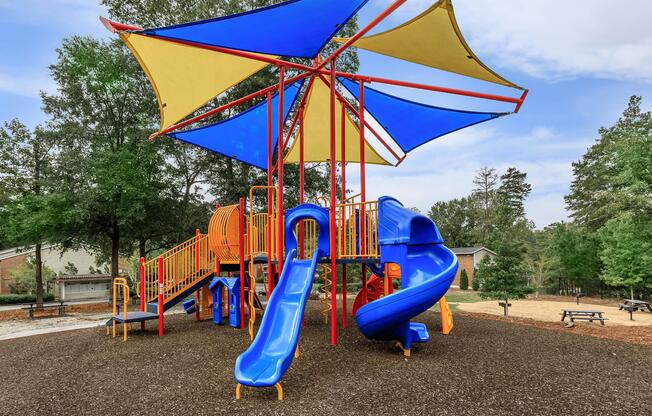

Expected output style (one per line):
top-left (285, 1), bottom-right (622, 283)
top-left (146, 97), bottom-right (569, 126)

top-left (471, 268), bottom-right (480, 291)
top-left (459, 269), bottom-right (469, 290)
top-left (0, 293), bottom-right (55, 305)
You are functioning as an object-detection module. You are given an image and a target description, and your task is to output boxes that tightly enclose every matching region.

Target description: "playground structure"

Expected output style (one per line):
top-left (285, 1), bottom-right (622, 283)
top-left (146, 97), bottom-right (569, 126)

top-left (102, 0), bottom-right (526, 400)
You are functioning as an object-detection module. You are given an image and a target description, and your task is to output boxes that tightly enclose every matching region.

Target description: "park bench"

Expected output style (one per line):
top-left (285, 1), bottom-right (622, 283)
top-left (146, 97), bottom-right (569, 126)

top-left (22, 301), bottom-right (67, 319)
top-left (561, 309), bottom-right (607, 325)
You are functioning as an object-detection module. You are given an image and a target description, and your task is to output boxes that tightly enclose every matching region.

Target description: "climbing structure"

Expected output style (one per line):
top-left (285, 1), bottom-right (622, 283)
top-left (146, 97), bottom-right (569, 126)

top-left (102, 0), bottom-right (526, 400)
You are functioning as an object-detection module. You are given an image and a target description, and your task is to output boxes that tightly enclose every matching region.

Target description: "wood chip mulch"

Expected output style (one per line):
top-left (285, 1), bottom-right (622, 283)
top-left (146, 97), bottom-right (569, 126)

top-left (0, 301), bottom-right (650, 416)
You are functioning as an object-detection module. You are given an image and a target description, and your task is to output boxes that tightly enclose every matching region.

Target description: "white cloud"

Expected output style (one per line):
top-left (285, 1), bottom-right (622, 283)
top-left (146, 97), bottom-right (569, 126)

top-left (0, 69), bottom-right (56, 98)
top-left (374, 0), bottom-right (652, 83)
top-left (346, 124), bottom-right (587, 228)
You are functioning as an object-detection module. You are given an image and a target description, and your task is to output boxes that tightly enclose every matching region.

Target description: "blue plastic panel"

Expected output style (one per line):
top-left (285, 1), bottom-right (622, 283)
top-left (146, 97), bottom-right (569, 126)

top-left (169, 80), bottom-right (303, 169)
top-left (140, 0), bottom-right (368, 58)
top-left (338, 77), bottom-right (504, 153)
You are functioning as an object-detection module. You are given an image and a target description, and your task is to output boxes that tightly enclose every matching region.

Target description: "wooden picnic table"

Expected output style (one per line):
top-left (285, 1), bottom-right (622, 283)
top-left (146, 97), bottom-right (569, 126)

top-left (561, 309), bottom-right (607, 325)
top-left (620, 299), bottom-right (652, 313)
top-left (21, 301), bottom-right (67, 319)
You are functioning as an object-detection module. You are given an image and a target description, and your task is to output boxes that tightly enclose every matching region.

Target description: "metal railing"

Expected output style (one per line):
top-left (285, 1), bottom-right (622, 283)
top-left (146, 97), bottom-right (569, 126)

top-left (142, 233), bottom-right (213, 305)
top-left (336, 200), bottom-right (379, 259)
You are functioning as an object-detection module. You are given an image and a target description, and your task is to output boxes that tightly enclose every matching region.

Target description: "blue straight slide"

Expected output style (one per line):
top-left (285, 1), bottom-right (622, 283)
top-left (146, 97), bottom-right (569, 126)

top-left (234, 248), bottom-right (320, 387)
top-left (355, 196), bottom-right (458, 351)
top-left (234, 203), bottom-right (329, 388)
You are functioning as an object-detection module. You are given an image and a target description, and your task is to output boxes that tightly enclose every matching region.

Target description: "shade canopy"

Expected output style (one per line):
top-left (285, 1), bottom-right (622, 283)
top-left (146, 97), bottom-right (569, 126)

top-left (139, 0), bottom-right (368, 59)
top-left (168, 80), bottom-right (304, 169)
top-left (121, 33), bottom-right (272, 131)
top-left (338, 77), bottom-right (504, 153)
top-left (284, 77), bottom-right (390, 165)
top-left (335, 0), bottom-right (520, 89)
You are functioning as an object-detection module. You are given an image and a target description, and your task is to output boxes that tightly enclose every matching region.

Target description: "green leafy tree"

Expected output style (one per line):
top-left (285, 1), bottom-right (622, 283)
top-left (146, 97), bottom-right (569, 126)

top-left (477, 239), bottom-right (533, 316)
top-left (9, 259), bottom-right (56, 295)
top-left (497, 167), bottom-right (532, 219)
top-left (42, 36), bottom-right (178, 278)
top-left (459, 269), bottom-right (469, 290)
top-left (428, 196), bottom-right (479, 247)
top-left (471, 268), bottom-right (480, 291)
top-left (0, 120), bottom-right (76, 306)
top-left (599, 213), bottom-right (652, 298)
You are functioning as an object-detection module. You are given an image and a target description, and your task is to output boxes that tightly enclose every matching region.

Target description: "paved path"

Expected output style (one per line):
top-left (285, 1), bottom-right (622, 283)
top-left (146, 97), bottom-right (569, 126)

top-left (0, 299), bottom-right (107, 312)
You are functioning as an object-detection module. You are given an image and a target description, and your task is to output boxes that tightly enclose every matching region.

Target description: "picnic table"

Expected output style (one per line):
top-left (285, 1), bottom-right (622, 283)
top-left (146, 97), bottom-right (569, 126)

top-left (561, 309), bottom-right (607, 325)
top-left (22, 301), bottom-right (67, 319)
top-left (619, 299), bottom-right (652, 313)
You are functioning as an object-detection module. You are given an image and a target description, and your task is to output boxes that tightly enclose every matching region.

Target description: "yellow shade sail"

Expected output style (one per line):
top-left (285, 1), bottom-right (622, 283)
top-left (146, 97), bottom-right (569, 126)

top-left (334, 0), bottom-right (520, 89)
top-left (120, 33), bottom-right (273, 131)
top-left (284, 78), bottom-right (390, 166)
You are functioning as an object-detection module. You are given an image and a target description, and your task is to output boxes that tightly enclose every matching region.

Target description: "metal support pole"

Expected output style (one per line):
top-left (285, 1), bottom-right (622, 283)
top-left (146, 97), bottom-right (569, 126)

top-left (266, 92), bottom-right (275, 295)
top-left (239, 198), bottom-right (245, 329)
top-left (157, 256), bottom-right (164, 337)
top-left (277, 66), bottom-right (285, 277)
top-left (329, 60), bottom-right (338, 345)
top-left (340, 104), bottom-right (348, 328)
top-left (299, 106), bottom-right (305, 259)
top-left (195, 228), bottom-right (201, 321)
top-left (139, 256), bottom-right (145, 330)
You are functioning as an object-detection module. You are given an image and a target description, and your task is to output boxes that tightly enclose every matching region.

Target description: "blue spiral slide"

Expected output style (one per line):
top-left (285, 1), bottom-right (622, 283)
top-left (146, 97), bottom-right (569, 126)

top-left (355, 196), bottom-right (458, 351)
top-left (234, 197), bottom-right (457, 389)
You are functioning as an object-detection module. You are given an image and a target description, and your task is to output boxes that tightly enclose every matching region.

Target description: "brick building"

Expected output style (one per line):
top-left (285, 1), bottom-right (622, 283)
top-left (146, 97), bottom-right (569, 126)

top-left (451, 247), bottom-right (496, 287)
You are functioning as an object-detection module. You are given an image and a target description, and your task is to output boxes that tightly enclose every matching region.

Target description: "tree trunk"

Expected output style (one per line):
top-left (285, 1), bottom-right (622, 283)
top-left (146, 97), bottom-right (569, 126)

top-left (35, 242), bottom-right (44, 307)
top-left (504, 297), bottom-right (509, 317)
top-left (630, 286), bottom-right (634, 300)
top-left (139, 239), bottom-right (146, 260)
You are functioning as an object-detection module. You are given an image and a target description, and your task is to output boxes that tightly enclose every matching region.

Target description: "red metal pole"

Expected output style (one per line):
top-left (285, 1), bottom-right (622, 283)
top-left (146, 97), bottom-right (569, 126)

top-left (337, 71), bottom-right (524, 106)
top-left (266, 92), bottom-right (275, 296)
top-left (195, 228), bottom-right (201, 321)
top-left (139, 256), bottom-right (145, 330)
top-left (340, 104), bottom-right (348, 328)
top-left (239, 197), bottom-right (245, 329)
top-left (157, 256), bottom-right (164, 337)
top-left (329, 61), bottom-right (338, 346)
top-left (299, 106), bottom-right (305, 259)
top-left (359, 80), bottom-right (368, 305)
top-left (277, 66), bottom-right (285, 277)
top-left (139, 257), bottom-right (145, 312)
top-left (318, 0), bottom-right (407, 70)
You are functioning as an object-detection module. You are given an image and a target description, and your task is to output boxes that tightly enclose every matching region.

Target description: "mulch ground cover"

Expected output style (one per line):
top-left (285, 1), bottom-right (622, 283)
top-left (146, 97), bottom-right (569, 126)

top-left (0, 301), bottom-right (650, 416)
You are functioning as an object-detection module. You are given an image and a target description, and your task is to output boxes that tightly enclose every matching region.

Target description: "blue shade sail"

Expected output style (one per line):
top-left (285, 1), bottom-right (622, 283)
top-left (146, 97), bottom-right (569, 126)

top-left (338, 77), bottom-right (505, 153)
top-left (140, 0), bottom-right (368, 59)
top-left (168, 80), bottom-right (304, 169)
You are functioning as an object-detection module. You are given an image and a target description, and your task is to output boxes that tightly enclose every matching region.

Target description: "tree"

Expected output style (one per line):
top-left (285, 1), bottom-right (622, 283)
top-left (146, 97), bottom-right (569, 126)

top-left (42, 36), bottom-right (176, 278)
top-left (473, 166), bottom-right (498, 231)
top-left (477, 239), bottom-right (533, 316)
top-left (428, 196), bottom-right (479, 247)
top-left (0, 120), bottom-right (74, 306)
top-left (599, 213), bottom-right (652, 298)
top-left (471, 268), bottom-right (480, 290)
top-left (497, 168), bottom-right (532, 219)
top-left (9, 259), bottom-right (56, 295)
top-left (459, 269), bottom-right (469, 290)
top-left (566, 96), bottom-right (652, 231)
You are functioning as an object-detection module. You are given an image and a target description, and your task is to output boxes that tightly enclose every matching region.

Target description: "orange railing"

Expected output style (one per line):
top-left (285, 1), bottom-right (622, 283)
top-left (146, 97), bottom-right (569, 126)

top-left (142, 233), bottom-right (213, 305)
top-left (337, 200), bottom-right (379, 259)
top-left (248, 186), bottom-right (277, 260)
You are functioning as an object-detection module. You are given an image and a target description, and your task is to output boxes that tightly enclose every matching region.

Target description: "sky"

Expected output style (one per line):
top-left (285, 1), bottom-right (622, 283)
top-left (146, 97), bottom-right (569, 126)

top-left (1, 0), bottom-right (652, 229)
